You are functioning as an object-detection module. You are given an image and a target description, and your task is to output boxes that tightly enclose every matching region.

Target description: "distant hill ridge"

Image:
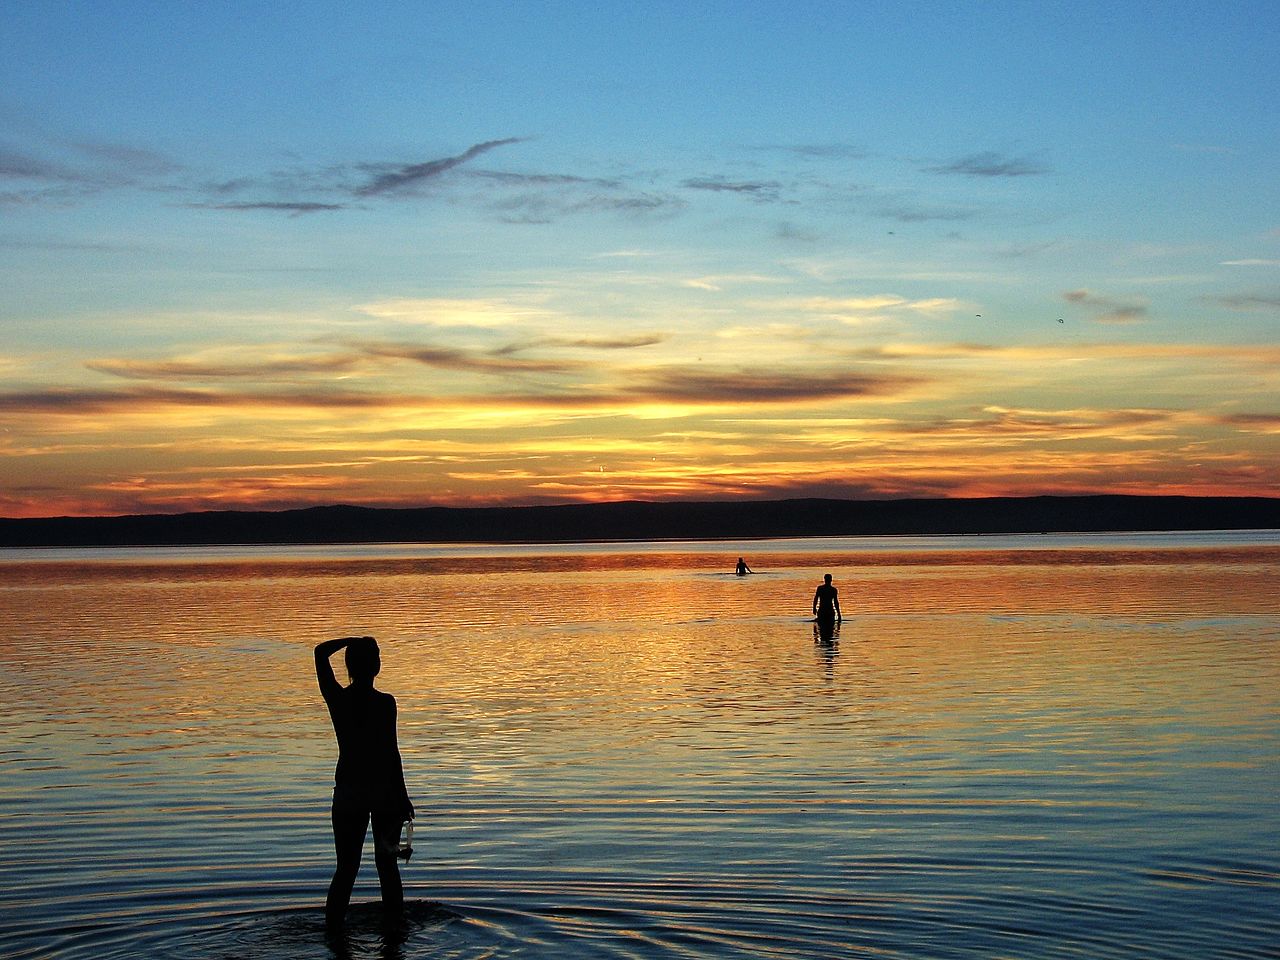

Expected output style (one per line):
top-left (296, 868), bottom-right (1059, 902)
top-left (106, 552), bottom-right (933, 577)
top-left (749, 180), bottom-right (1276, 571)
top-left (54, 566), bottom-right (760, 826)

top-left (1, 495), bottom-right (1278, 548)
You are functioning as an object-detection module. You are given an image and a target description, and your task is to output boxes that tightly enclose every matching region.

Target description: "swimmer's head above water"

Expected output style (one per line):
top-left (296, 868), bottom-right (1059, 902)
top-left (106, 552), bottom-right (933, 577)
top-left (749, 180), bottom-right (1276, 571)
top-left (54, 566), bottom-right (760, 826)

top-left (344, 636), bottom-right (381, 682)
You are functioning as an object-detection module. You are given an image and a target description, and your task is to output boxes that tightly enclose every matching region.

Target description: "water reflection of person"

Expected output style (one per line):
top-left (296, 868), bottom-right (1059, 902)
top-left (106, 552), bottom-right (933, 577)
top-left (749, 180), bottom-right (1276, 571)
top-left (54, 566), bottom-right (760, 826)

top-left (813, 620), bottom-right (840, 679)
top-left (315, 636), bottom-right (415, 928)
top-left (813, 616), bottom-right (840, 645)
top-left (812, 573), bottom-right (842, 628)
top-left (735, 557), bottom-right (754, 576)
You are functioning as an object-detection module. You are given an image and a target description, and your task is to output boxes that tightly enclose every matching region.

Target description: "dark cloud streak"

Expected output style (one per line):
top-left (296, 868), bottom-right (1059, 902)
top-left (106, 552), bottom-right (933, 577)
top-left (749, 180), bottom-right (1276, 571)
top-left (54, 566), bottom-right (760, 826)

top-left (1214, 413), bottom-right (1280, 429)
top-left (899, 408), bottom-right (1175, 437)
top-left (757, 143), bottom-right (867, 160)
top-left (928, 152), bottom-right (1048, 177)
top-left (470, 170), bottom-right (620, 188)
top-left (1212, 293), bottom-right (1280, 311)
top-left (0, 386), bottom-right (408, 415)
top-left (355, 138), bottom-right (525, 196)
top-left (70, 139), bottom-right (180, 176)
top-left (0, 147), bottom-right (78, 181)
top-left (357, 342), bottom-right (583, 375)
top-left (626, 367), bottom-right (921, 404)
top-left (681, 176), bottom-right (782, 200)
top-left (548, 334), bottom-right (667, 350)
top-left (188, 201), bottom-right (346, 215)
top-left (0, 362), bottom-right (922, 419)
top-left (491, 334), bottom-right (666, 356)
top-left (1063, 289), bottom-right (1148, 324)
top-left (492, 190), bottom-right (685, 224)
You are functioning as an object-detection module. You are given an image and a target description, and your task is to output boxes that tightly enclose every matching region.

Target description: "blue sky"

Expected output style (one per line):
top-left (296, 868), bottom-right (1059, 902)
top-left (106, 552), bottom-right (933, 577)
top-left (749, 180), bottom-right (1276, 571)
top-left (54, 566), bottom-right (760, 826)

top-left (1, 1), bottom-right (1277, 515)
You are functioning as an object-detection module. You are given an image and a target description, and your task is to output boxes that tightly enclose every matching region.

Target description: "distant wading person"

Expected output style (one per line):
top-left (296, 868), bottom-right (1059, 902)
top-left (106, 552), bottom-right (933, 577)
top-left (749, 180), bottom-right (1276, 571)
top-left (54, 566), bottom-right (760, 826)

top-left (812, 574), bottom-right (841, 627)
top-left (735, 557), bottom-right (754, 576)
top-left (315, 636), bottom-right (415, 927)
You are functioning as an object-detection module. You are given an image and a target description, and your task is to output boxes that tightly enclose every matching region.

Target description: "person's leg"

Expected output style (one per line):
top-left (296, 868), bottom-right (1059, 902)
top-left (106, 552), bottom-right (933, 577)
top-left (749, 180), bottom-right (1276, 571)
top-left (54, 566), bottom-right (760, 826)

top-left (370, 810), bottom-right (404, 911)
top-left (327, 804), bottom-right (369, 926)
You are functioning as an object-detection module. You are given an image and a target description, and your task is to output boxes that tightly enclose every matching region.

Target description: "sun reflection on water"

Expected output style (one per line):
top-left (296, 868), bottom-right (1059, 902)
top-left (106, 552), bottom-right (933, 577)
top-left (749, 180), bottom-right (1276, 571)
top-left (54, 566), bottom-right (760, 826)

top-left (1, 536), bottom-right (1277, 958)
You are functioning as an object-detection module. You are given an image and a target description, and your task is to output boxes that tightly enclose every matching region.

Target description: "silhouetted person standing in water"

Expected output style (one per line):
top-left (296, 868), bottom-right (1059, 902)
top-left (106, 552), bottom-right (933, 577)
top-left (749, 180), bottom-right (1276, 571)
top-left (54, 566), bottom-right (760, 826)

top-left (735, 557), bottom-right (753, 576)
top-left (315, 636), bottom-right (414, 927)
top-left (812, 574), bottom-right (841, 628)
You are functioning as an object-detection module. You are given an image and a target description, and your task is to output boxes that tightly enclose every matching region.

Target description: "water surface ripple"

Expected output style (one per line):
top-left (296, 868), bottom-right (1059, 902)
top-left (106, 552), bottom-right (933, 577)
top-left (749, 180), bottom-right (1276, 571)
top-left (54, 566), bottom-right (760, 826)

top-left (2, 533), bottom-right (1277, 958)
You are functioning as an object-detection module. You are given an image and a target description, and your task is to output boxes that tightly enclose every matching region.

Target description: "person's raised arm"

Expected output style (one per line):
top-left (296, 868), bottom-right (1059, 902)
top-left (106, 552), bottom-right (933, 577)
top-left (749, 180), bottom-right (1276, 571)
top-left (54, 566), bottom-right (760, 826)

top-left (315, 636), bottom-right (369, 699)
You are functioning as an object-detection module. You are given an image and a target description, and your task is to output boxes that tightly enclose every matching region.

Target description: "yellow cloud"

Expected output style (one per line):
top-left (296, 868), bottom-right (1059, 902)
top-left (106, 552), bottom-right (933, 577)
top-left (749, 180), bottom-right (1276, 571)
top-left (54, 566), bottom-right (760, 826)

top-left (353, 297), bottom-right (552, 328)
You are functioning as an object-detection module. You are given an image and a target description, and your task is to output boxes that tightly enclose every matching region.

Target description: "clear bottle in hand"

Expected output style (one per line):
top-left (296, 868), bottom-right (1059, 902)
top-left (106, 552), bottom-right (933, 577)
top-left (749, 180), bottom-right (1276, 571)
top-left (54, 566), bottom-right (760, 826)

top-left (396, 820), bottom-right (413, 861)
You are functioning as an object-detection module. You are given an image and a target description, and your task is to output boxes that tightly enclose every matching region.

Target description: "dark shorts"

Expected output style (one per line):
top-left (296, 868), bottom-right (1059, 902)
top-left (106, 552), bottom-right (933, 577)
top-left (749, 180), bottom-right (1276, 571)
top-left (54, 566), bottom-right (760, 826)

top-left (332, 778), bottom-right (401, 812)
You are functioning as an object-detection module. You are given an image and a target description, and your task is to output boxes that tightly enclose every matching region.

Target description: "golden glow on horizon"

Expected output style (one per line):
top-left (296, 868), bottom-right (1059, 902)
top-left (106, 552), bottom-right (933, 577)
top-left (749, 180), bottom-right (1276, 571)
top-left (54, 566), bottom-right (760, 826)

top-left (2, 301), bottom-right (1277, 517)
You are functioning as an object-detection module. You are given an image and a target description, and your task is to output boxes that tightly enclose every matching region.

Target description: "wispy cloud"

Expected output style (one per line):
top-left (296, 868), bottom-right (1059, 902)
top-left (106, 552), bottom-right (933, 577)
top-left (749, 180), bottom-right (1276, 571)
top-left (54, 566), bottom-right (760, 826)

top-left (0, 137), bottom-right (181, 207)
top-left (873, 199), bottom-right (976, 222)
top-left (775, 221), bottom-right (823, 242)
top-left (681, 176), bottom-right (782, 201)
top-left (491, 189), bottom-right (684, 224)
top-left (897, 405), bottom-right (1182, 441)
top-left (927, 152), bottom-right (1048, 177)
top-left (758, 143), bottom-right (866, 160)
top-left (87, 351), bottom-right (364, 381)
top-left (0, 147), bottom-right (81, 181)
top-left (188, 201), bottom-right (346, 215)
top-left (495, 334), bottom-right (668, 353)
top-left (354, 297), bottom-right (552, 328)
top-left (624, 366), bottom-right (922, 404)
top-left (70, 139), bottom-right (180, 176)
top-left (589, 249), bottom-right (665, 259)
top-left (1211, 293), bottom-right (1280, 311)
top-left (1063, 289), bottom-right (1148, 324)
top-left (681, 273), bottom-right (782, 292)
top-left (0, 385), bottom-right (414, 416)
top-left (0, 147), bottom-right (101, 205)
top-left (470, 170), bottom-right (620, 189)
top-left (553, 334), bottom-right (666, 349)
top-left (189, 140), bottom-right (530, 213)
top-left (0, 358), bottom-right (921, 421)
top-left (1212, 413), bottom-right (1280, 432)
top-left (997, 240), bottom-right (1063, 259)
top-left (354, 138), bottom-right (525, 196)
top-left (355, 341), bottom-right (583, 375)
top-left (193, 140), bottom-right (691, 223)
top-left (1, 138), bottom-right (177, 183)
top-left (783, 294), bottom-right (961, 323)
top-left (1219, 259), bottom-right (1280, 266)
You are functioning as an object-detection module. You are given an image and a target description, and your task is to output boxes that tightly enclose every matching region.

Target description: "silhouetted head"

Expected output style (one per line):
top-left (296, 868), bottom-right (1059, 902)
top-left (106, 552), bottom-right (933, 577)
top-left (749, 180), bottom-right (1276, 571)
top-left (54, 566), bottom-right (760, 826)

top-left (345, 636), bottom-right (381, 683)
top-left (824, 574), bottom-right (833, 584)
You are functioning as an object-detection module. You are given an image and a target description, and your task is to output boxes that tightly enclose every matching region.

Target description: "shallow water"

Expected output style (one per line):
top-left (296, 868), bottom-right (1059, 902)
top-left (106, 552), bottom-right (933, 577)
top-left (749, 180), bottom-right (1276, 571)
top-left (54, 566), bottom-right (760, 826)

top-left (2, 533), bottom-right (1278, 958)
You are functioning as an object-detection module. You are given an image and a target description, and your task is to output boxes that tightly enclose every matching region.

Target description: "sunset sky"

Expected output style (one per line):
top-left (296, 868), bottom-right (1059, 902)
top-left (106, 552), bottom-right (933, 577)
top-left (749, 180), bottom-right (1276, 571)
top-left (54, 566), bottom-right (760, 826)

top-left (2, 1), bottom-right (1277, 517)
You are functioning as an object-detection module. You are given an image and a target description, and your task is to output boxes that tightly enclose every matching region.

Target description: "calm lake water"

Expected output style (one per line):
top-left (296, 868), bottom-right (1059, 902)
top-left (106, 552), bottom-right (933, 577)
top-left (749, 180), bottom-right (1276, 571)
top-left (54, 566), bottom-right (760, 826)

top-left (1, 532), bottom-right (1277, 959)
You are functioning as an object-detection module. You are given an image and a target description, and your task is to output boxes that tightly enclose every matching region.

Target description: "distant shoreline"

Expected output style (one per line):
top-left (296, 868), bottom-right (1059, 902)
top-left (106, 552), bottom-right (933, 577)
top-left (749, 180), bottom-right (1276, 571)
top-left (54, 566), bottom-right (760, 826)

top-left (3, 495), bottom-right (1279, 549)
